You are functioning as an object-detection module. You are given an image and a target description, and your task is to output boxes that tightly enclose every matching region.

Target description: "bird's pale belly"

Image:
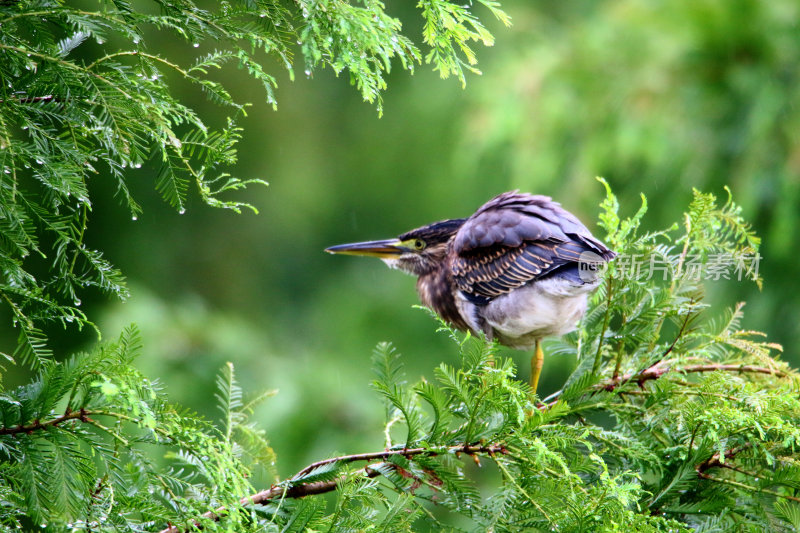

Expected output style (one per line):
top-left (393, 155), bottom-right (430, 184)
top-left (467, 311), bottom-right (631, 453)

top-left (456, 277), bottom-right (596, 350)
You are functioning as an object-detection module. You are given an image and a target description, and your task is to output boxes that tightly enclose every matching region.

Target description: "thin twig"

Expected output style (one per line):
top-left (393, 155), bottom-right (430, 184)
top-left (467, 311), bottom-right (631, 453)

top-left (538, 362), bottom-right (787, 409)
top-left (601, 363), bottom-right (785, 393)
top-left (0, 94), bottom-right (62, 104)
top-left (693, 444), bottom-right (800, 503)
top-left (592, 276), bottom-right (615, 373)
top-left (158, 443), bottom-right (507, 533)
top-left (695, 444), bottom-right (750, 475)
top-left (0, 408), bottom-right (90, 435)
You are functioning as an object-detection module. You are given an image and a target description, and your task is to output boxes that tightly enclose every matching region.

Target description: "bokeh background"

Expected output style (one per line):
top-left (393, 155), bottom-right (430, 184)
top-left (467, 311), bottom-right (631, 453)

top-left (5, 1), bottom-right (800, 479)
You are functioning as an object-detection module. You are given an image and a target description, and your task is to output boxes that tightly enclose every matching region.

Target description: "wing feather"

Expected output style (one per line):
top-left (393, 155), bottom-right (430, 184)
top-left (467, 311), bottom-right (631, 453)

top-left (450, 192), bottom-right (615, 304)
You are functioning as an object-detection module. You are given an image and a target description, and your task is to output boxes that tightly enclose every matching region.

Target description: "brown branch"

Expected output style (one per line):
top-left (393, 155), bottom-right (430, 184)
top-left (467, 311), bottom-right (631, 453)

top-left (692, 443), bottom-right (800, 504)
top-left (0, 408), bottom-right (91, 435)
top-left (157, 443), bottom-right (507, 533)
top-left (538, 362), bottom-right (787, 411)
top-left (601, 363), bottom-right (785, 393)
top-left (695, 444), bottom-right (749, 476)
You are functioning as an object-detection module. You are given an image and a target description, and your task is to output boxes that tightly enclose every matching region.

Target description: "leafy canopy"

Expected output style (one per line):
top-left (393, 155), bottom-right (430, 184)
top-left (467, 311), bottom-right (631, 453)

top-left (1, 182), bottom-right (798, 531)
top-left (2, 1), bottom-right (799, 532)
top-left (0, 0), bottom-right (509, 368)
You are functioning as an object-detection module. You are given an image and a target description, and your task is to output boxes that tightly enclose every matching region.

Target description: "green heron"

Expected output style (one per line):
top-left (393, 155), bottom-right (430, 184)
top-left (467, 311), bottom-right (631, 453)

top-left (326, 191), bottom-right (615, 393)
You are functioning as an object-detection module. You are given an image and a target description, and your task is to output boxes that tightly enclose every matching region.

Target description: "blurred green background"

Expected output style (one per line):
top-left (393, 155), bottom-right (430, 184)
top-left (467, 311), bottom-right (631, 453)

top-left (6, 0), bottom-right (800, 479)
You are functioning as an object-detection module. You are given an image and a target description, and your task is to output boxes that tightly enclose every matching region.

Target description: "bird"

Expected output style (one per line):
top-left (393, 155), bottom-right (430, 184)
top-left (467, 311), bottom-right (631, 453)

top-left (325, 191), bottom-right (616, 393)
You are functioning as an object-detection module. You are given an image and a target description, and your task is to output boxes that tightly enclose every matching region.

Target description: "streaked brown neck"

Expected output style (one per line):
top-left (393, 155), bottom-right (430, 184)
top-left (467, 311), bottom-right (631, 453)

top-left (416, 267), bottom-right (468, 331)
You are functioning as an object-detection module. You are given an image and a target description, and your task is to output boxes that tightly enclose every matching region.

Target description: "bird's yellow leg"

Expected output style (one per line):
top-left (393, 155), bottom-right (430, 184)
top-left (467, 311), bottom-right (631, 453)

top-left (530, 339), bottom-right (544, 394)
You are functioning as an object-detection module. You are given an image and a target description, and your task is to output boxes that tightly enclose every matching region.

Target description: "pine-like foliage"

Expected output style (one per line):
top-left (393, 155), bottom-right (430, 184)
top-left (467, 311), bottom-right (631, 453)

top-left (0, 328), bottom-right (276, 531)
top-left (0, 0), bottom-right (509, 368)
top-left (2, 2), bottom-right (799, 532)
top-left (4, 181), bottom-right (797, 531)
top-left (243, 184), bottom-right (793, 532)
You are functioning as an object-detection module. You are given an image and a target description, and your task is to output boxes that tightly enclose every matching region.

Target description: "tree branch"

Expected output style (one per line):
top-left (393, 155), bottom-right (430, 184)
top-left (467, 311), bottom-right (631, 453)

top-left (695, 444), bottom-right (749, 475)
top-left (601, 363), bottom-right (785, 393)
top-left (158, 443), bottom-right (507, 533)
top-left (0, 408), bottom-right (91, 435)
top-left (0, 94), bottom-right (64, 104)
top-left (539, 362), bottom-right (786, 410)
top-left (693, 443), bottom-right (800, 504)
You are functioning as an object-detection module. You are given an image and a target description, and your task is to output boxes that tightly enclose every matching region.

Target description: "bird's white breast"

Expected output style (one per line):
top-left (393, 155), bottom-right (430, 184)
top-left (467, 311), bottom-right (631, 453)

top-left (456, 277), bottom-right (598, 350)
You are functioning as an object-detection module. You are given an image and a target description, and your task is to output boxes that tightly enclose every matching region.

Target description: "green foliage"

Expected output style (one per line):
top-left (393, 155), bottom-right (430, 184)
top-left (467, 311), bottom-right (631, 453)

top-left (2, 184), bottom-right (798, 530)
top-left (2, 1), bottom-right (798, 531)
top-left (419, 0), bottom-right (511, 85)
top-left (0, 0), bottom-right (506, 368)
top-left (257, 186), bottom-right (793, 532)
top-left (0, 327), bottom-right (277, 531)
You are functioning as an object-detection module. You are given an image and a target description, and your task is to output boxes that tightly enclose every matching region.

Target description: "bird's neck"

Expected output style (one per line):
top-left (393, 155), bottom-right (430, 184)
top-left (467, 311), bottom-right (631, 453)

top-left (416, 268), bottom-right (468, 331)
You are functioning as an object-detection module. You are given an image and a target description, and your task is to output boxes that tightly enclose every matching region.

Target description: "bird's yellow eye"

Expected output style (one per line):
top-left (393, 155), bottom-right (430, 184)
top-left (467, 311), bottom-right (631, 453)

top-left (399, 238), bottom-right (426, 251)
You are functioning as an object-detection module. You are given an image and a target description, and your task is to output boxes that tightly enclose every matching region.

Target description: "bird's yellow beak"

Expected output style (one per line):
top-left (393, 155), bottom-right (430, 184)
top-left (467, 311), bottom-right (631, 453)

top-left (325, 239), bottom-right (408, 258)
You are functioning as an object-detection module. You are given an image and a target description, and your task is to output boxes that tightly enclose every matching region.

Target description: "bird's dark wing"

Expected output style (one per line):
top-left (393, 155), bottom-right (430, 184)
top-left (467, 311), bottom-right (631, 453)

top-left (450, 192), bottom-right (615, 304)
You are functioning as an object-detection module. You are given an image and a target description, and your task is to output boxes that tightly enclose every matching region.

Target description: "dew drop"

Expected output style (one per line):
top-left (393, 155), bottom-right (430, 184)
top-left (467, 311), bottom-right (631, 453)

top-left (74, 299), bottom-right (81, 307)
top-left (178, 208), bottom-right (186, 215)
top-left (96, 39), bottom-right (104, 45)
top-left (193, 43), bottom-right (199, 48)
top-left (304, 69), bottom-right (311, 76)
top-left (131, 216), bottom-right (138, 221)
top-left (134, 163), bottom-right (142, 169)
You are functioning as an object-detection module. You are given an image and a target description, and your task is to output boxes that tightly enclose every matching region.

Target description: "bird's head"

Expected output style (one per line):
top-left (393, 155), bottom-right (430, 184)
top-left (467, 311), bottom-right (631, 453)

top-left (326, 218), bottom-right (466, 276)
